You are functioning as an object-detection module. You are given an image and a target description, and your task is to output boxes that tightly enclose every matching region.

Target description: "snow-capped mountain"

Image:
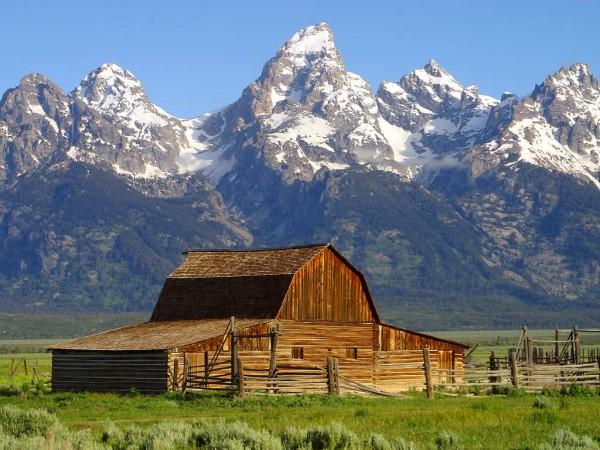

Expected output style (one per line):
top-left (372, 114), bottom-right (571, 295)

top-left (1, 23), bottom-right (600, 327)
top-left (69, 63), bottom-right (191, 179)
top-left (2, 24), bottom-right (600, 190)
top-left (186, 23), bottom-right (406, 184)
top-left (376, 60), bottom-right (499, 176)
top-left (0, 73), bottom-right (71, 181)
top-left (468, 64), bottom-right (600, 187)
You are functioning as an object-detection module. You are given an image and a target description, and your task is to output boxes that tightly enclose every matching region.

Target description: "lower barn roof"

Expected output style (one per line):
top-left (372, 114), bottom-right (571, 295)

top-left (48, 319), bottom-right (269, 351)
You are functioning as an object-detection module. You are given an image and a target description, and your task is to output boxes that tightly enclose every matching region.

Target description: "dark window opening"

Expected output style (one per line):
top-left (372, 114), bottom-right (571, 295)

top-left (346, 348), bottom-right (358, 359)
top-left (291, 346), bottom-right (304, 359)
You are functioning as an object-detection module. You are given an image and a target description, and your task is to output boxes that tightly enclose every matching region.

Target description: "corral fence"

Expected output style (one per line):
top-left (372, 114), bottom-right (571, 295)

top-left (510, 326), bottom-right (600, 365)
top-left (175, 319), bottom-right (600, 397)
top-left (181, 348), bottom-right (600, 398)
top-left (433, 353), bottom-right (600, 394)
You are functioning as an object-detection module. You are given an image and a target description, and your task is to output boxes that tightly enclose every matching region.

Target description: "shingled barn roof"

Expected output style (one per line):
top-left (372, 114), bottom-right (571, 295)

top-left (150, 243), bottom-right (332, 321)
top-left (48, 319), bottom-right (268, 351)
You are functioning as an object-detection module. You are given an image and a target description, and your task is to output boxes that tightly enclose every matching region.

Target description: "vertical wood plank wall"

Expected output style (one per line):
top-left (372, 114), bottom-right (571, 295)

top-left (277, 248), bottom-right (374, 322)
top-left (276, 320), bottom-right (375, 384)
top-left (378, 324), bottom-right (464, 352)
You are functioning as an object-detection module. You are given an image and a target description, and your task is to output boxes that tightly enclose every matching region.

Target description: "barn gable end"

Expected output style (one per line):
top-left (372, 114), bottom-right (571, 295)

top-left (277, 246), bottom-right (378, 322)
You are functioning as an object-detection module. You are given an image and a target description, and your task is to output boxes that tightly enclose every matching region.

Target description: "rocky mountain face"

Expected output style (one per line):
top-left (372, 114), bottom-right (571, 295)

top-left (1, 23), bottom-right (600, 328)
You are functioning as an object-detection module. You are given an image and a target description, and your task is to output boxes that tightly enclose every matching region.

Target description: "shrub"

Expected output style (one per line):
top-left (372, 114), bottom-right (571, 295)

top-left (363, 432), bottom-right (392, 450)
top-left (0, 405), bottom-right (58, 438)
top-left (533, 396), bottom-right (552, 409)
top-left (0, 432), bottom-right (46, 450)
top-left (304, 422), bottom-right (361, 449)
top-left (434, 431), bottom-right (463, 450)
top-left (191, 420), bottom-right (282, 450)
top-left (389, 438), bottom-right (417, 450)
top-left (362, 432), bottom-right (416, 450)
top-left (280, 427), bottom-right (310, 450)
top-left (281, 423), bottom-right (362, 450)
top-left (537, 428), bottom-right (598, 450)
top-left (0, 407), bottom-right (102, 450)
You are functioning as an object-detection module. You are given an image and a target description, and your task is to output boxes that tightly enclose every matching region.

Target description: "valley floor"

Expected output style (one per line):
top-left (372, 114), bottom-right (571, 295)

top-left (1, 333), bottom-right (600, 449)
top-left (0, 388), bottom-right (599, 449)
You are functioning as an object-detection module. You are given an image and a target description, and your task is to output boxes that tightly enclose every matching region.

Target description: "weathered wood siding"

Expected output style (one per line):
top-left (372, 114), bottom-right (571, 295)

top-left (52, 350), bottom-right (168, 394)
top-left (378, 324), bottom-right (465, 352)
top-left (275, 320), bottom-right (375, 384)
top-left (373, 349), bottom-right (464, 392)
top-left (161, 321), bottom-right (466, 393)
top-left (278, 248), bottom-right (375, 321)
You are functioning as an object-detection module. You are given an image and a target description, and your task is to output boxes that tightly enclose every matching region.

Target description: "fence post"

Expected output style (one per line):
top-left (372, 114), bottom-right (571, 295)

top-left (422, 348), bottom-right (434, 399)
top-left (237, 357), bottom-right (246, 398)
top-left (489, 351), bottom-right (497, 385)
top-left (182, 357), bottom-right (189, 394)
top-left (451, 351), bottom-right (456, 387)
top-left (268, 327), bottom-right (278, 393)
top-left (334, 358), bottom-right (340, 395)
top-left (521, 325), bottom-right (528, 363)
top-left (173, 358), bottom-right (179, 391)
top-left (555, 327), bottom-right (560, 363)
top-left (526, 337), bottom-right (533, 366)
top-left (327, 357), bottom-right (335, 395)
top-left (231, 329), bottom-right (239, 385)
top-left (204, 352), bottom-right (209, 388)
top-left (23, 358), bottom-right (28, 376)
top-left (510, 350), bottom-right (519, 390)
top-left (269, 328), bottom-right (278, 377)
top-left (574, 326), bottom-right (580, 364)
top-left (9, 358), bottom-right (15, 377)
top-left (526, 337), bottom-right (533, 385)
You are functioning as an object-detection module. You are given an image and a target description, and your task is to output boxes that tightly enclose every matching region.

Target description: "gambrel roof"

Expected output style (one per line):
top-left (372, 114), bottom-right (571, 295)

top-left (50, 243), bottom-right (468, 351)
top-left (150, 243), bottom-right (379, 322)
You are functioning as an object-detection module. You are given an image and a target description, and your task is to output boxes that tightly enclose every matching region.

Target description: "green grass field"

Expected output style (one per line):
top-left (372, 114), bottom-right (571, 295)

top-left (0, 333), bottom-right (599, 449)
top-left (0, 388), bottom-right (599, 449)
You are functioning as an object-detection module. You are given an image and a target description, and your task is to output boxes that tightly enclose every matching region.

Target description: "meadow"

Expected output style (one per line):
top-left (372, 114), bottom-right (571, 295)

top-left (0, 331), bottom-right (599, 449)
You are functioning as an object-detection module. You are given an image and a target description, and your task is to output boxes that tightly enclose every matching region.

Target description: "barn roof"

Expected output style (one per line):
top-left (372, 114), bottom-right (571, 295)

top-left (48, 319), bottom-right (268, 351)
top-left (150, 243), bottom-right (381, 322)
top-left (174, 243), bottom-right (328, 277)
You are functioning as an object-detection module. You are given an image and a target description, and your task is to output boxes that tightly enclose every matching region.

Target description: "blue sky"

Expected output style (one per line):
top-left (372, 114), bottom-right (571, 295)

top-left (2, 0), bottom-right (598, 117)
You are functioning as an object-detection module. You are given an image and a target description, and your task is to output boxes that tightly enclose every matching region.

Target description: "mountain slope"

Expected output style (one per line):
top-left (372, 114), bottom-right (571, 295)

top-left (0, 23), bottom-right (599, 328)
top-left (0, 159), bottom-right (249, 312)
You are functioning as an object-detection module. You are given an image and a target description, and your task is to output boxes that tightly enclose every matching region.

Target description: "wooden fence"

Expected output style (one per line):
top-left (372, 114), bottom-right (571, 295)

top-left (179, 347), bottom-right (600, 398)
top-left (6, 356), bottom-right (49, 386)
top-left (431, 353), bottom-right (600, 394)
top-left (217, 349), bottom-right (600, 398)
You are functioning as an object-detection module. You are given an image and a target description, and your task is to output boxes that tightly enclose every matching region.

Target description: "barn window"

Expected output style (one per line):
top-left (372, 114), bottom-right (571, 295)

top-left (346, 348), bottom-right (358, 359)
top-left (291, 346), bottom-right (304, 359)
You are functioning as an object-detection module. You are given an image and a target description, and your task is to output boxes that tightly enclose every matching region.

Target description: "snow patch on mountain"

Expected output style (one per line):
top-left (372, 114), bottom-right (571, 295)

top-left (74, 63), bottom-right (170, 127)
top-left (284, 23), bottom-right (336, 55)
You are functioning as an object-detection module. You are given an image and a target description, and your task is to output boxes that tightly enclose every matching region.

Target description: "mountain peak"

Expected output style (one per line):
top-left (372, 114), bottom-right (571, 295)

top-left (407, 60), bottom-right (466, 103)
top-left (546, 63), bottom-right (595, 88)
top-left (73, 63), bottom-right (148, 114)
top-left (279, 23), bottom-right (336, 56)
top-left (19, 73), bottom-right (55, 87)
top-left (423, 59), bottom-right (444, 75)
top-left (558, 62), bottom-right (592, 77)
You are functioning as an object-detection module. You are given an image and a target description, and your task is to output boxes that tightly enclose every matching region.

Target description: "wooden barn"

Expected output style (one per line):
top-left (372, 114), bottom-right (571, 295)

top-left (49, 244), bottom-right (468, 394)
